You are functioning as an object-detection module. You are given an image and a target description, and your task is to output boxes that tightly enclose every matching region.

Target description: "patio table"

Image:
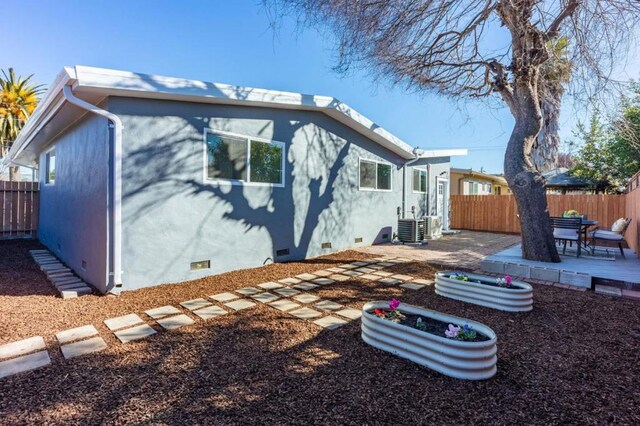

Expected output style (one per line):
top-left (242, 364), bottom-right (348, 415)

top-left (580, 219), bottom-right (597, 250)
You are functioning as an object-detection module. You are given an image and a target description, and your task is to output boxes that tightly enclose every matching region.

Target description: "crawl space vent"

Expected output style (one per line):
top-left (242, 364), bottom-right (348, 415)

top-left (354, 237), bottom-right (363, 243)
top-left (190, 260), bottom-right (211, 271)
top-left (276, 248), bottom-right (290, 257)
top-left (321, 242), bottom-right (332, 249)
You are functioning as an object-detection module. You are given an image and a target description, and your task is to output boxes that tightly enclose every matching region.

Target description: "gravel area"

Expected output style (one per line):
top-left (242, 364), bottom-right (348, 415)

top-left (1, 239), bottom-right (639, 424)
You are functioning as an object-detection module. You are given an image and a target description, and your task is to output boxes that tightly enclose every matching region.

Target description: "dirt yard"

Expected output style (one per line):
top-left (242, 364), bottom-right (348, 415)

top-left (1, 239), bottom-right (639, 424)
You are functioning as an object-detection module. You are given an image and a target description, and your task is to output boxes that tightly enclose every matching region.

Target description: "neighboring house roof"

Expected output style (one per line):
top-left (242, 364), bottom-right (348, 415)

top-left (450, 168), bottom-right (508, 186)
top-left (544, 171), bottom-right (591, 188)
top-left (3, 66), bottom-right (467, 167)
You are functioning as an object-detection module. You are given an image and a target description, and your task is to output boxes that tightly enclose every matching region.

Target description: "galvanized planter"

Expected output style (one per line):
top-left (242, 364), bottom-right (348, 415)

top-left (435, 271), bottom-right (533, 312)
top-left (361, 301), bottom-right (497, 380)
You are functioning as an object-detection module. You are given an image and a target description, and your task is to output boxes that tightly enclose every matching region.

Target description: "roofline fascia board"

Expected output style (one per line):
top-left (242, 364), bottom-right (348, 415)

top-left (418, 149), bottom-right (468, 158)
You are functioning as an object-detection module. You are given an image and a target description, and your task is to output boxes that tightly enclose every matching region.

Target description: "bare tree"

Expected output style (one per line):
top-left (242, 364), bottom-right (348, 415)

top-left (265, 0), bottom-right (640, 262)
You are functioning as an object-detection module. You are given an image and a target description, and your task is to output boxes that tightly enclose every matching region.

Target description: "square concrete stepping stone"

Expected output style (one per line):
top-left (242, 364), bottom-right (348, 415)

top-left (180, 298), bottom-right (212, 311)
top-left (290, 307), bottom-right (323, 320)
top-left (313, 316), bottom-right (348, 330)
top-left (379, 278), bottom-right (402, 285)
top-left (236, 287), bottom-right (261, 295)
top-left (327, 267), bottom-right (346, 273)
top-left (56, 325), bottom-right (99, 345)
top-left (293, 282), bottom-right (319, 291)
top-left (355, 267), bottom-right (375, 273)
top-left (338, 263), bottom-right (357, 269)
top-left (104, 314), bottom-right (144, 331)
top-left (293, 293), bottom-right (320, 304)
top-left (312, 278), bottom-right (334, 285)
top-left (156, 314), bottom-right (195, 330)
top-left (60, 336), bottom-right (107, 359)
top-left (193, 305), bottom-right (228, 320)
top-left (378, 262), bottom-right (394, 267)
top-left (343, 270), bottom-right (363, 277)
top-left (359, 274), bottom-right (380, 281)
top-left (57, 282), bottom-right (87, 291)
top-left (210, 292), bottom-right (239, 302)
top-left (352, 261), bottom-right (370, 266)
top-left (400, 283), bottom-right (425, 290)
top-left (145, 305), bottom-right (182, 319)
top-left (279, 277), bottom-right (301, 285)
top-left (275, 287), bottom-right (301, 297)
top-left (295, 273), bottom-right (318, 281)
top-left (251, 292), bottom-right (280, 303)
top-left (411, 279), bottom-right (434, 285)
top-left (367, 264), bottom-right (385, 270)
top-left (373, 271), bottom-right (394, 277)
top-left (224, 299), bottom-right (256, 311)
top-left (268, 299), bottom-right (301, 312)
top-left (335, 308), bottom-right (362, 320)
top-left (0, 351), bottom-right (51, 379)
top-left (314, 300), bottom-right (343, 311)
top-left (330, 274), bottom-right (351, 282)
top-left (114, 324), bottom-right (157, 343)
top-left (258, 282), bottom-right (284, 290)
top-left (51, 275), bottom-right (77, 284)
top-left (312, 270), bottom-right (333, 277)
top-left (0, 336), bottom-right (46, 360)
top-left (392, 274), bottom-right (414, 281)
top-left (61, 287), bottom-right (92, 299)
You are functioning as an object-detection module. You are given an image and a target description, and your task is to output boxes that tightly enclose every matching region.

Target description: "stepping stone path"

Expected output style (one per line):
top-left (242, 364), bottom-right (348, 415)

top-left (157, 314), bottom-right (195, 331)
top-left (258, 282), bottom-right (284, 290)
top-left (60, 337), bottom-right (107, 360)
top-left (104, 314), bottom-right (144, 331)
top-left (56, 325), bottom-right (99, 345)
top-left (224, 299), bottom-right (256, 311)
top-left (290, 307), bottom-right (323, 320)
top-left (312, 270), bottom-right (333, 277)
top-left (235, 287), bottom-right (261, 296)
top-left (279, 277), bottom-right (301, 285)
top-left (29, 249), bottom-right (93, 298)
top-left (251, 292), bottom-right (281, 303)
top-left (0, 336), bottom-right (51, 379)
top-left (275, 288), bottom-right (301, 297)
top-left (293, 294), bottom-right (320, 304)
top-left (313, 316), bottom-right (348, 330)
top-left (293, 282), bottom-right (319, 291)
top-left (180, 299), bottom-right (212, 311)
top-left (312, 278), bottom-right (334, 286)
top-left (379, 278), bottom-right (402, 285)
top-left (193, 305), bottom-right (228, 320)
top-left (359, 274), bottom-right (381, 281)
top-left (400, 282), bottom-right (426, 290)
top-left (296, 273), bottom-right (317, 281)
top-left (330, 274), bottom-right (350, 282)
top-left (210, 292), bottom-right (239, 302)
top-left (104, 313), bottom-right (156, 344)
top-left (269, 299), bottom-right (301, 311)
top-left (145, 305), bottom-right (182, 319)
top-left (314, 300), bottom-right (343, 311)
top-left (335, 309), bottom-right (362, 320)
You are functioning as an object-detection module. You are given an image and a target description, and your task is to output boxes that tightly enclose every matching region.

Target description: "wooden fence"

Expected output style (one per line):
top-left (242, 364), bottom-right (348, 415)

top-left (625, 171), bottom-right (640, 253)
top-left (450, 194), bottom-right (627, 234)
top-left (0, 181), bottom-right (39, 239)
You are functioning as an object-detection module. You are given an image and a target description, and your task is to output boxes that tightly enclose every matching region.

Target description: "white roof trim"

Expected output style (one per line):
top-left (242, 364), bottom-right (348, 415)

top-left (4, 66), bottom-right (468, 165)
top-left (418, 149), bottom-right (468, 158)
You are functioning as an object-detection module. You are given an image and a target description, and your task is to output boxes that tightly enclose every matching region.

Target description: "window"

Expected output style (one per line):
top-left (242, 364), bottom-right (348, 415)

top-left (45, 149), bottom-right (56, 184)
top-left (205, 130), bottom-right (284, 186)
top-left (412, 168), bottom-right (427, 193)
top-left (359, 159), bottom-right (392, 191)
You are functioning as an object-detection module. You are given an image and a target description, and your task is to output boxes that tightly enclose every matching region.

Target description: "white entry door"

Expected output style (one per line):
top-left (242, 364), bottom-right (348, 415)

top-left (436, 179), bottom-right (447, 229)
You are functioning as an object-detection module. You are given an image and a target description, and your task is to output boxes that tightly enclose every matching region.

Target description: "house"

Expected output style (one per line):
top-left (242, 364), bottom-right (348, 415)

top-left (450, 168), bottom-right (510, 195)
top-left (544, 168), bottom-right (593, 194)
top-left (2, 66), bottom-right (466, 293)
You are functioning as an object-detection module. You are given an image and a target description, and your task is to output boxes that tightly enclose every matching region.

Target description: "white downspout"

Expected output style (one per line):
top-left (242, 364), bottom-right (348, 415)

top-left (402, 147), bottom-right (423, 218)
top-left (62, 86), bottom-right (123, 289)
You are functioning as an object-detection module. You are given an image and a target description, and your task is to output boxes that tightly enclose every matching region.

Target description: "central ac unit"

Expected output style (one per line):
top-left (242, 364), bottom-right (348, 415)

top-left (425, 216), bottom-right (443, 239)
top-left (397, 218), bottom-right (426, 243)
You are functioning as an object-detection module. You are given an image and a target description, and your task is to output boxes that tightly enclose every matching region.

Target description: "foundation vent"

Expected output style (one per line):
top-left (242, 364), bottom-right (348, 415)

top-left (354, 237), bottom-right (363, 243)
top-left (382, 233), bottom-right (390, 240)
top-left (321, 242), bottom-right (332, 249)
top-left (276, 248), bottom-right (290, 257)
top-left (190, 260), bottom-right (211, 271)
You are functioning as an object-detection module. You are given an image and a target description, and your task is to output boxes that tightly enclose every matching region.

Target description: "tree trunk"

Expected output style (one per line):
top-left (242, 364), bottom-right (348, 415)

top-left (504, 84), bottom-right (561, 262)
top-left (532, 84), bottom-right (561, 172)
top-left (8, 165), bottom-right (21, 182)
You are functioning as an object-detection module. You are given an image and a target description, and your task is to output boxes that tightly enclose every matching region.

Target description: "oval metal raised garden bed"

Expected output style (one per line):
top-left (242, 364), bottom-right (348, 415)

top-left (361, 301), bottom-right (497, 380)
top-left (435, 271), bottom-right (533, 312)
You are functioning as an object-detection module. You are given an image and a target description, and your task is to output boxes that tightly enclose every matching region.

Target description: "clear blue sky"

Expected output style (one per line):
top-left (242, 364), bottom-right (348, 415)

top-left (3, 0), bottom-right (638, 173)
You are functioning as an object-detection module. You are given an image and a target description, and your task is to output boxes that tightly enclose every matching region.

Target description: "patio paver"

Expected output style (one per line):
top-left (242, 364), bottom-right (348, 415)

top-left (235, 287), bottom-right (262, 296)
top-left (293, 282), bottom-right (320, 291)
top-left (60, 337), bottom-right (107, 359)
top-left (342, 270), bottom-right (363, 277)
top-left (391, 274), bottom-right (414, 281)
top-left (329, 274), bottom-right (350, 282)
top-left (326, 267), bottom-right (346, 273)
top-left (411, 279), bottom-right (434, 285)
top-left (355, 267), bottom-right (375, 273)
top-left (251, 292), bottom-right (281, 303)
top-left (312, 278), bottom-right (335, 285)
top-left (268, 299), bottom-right (301, 312)
top-left (359, 274), bottom-right (380, 281)
top-left (0, 351), bottom-right (51, 379)
top-left (399, 283), bottom-right (425, 290)
top-left (279, 277), bottom-right (302, 285)
top-left (293, 294), bottom-right (320, 304)
top-left (314, 300), bottom-right (343, 311)
top-left (312, 270), bottom-right (333, 277)
top-left (180, 298), bottom-right (213, 311)
top-left (289, 307), bottom-right (323, 320)
top-left (113, 324), bottom-right (157, 343)
top-left (258, 282), bottom-right (285, 290)
top-left (104, 314), bottom-right (144, 331)
top-left (156, 314), bottom-right (195, 330)
top-left (192, 305), bottom-right (228, 320)
top-left (145, 305), bottom-right (182, 319)
top-left (56, 325), bottom-right (99, 345)
top-left (295, 273), bottom-right (317, 281)
top-left (0, 336), bottom-right (46, 360)
top-left (224, 299), bottom-right (256, 311)
top-left (313, 316), bottom-right (348, 329)
top-left (378, 278), bottom-right (402, 285)
top-left (275, 287), bottom-right (301, 297)
top-left (209, 292), bottom-right (239, 302)
top-left (335, 308), bottom-right (362, 320)
top-left (373, 271), bottom-right (393, 277)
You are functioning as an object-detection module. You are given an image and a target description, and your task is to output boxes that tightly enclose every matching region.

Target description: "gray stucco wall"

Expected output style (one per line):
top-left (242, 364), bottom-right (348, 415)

top-left (406, 157), bottom-right (451, 228)
top-left (38, 113), bottom-right (109, 292)
top-left (108, 97), bottom-right (408, 290)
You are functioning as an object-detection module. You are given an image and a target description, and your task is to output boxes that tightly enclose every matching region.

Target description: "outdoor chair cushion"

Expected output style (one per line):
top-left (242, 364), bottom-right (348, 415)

top-left (590, 230), bottom-right (624, 241)
top-left (611, 218), bottom-right (627, 233)
top-left (554, 228), bottom-right (579, 241)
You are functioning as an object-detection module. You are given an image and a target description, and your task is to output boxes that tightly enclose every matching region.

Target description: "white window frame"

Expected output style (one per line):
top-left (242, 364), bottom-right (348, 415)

top-left (45, 147), bottom-right (56, 185)
top-left (358, 158), bottom-right (393, 192)
top-left (203, 128), bottom-right (286, 188)
top-left (412, 167), bottom-right (427, 193)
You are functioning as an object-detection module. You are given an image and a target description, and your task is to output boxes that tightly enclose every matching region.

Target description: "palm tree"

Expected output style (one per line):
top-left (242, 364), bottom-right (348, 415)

top-left (0, 68), bottom-right (44, 180)
top-left (532, 38), bottom-right (572, 173)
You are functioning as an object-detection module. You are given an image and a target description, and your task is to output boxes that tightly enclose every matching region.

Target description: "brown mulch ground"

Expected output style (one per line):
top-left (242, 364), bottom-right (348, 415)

top-left (1, 239), bottom-right (639, 425)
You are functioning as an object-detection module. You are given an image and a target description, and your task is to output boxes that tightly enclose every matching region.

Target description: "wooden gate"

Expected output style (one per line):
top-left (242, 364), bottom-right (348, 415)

top-left (0, 181), bottom-right (39, 239)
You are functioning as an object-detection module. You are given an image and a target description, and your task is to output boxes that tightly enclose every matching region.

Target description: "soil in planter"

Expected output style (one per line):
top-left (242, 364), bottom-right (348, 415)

top-left (445, 275), bottom-right (521, 290)
top-left (371, 311), bottom-right (491, 342)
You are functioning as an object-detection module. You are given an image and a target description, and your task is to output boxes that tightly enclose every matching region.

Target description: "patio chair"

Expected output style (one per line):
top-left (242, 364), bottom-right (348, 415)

top-left (551, 216), bottom-right (583, 257)
top-left (590, 218), bottom-right (632, 259)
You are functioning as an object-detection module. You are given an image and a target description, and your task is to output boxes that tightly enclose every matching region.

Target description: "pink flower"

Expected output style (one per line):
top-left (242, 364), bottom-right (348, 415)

top-left (445, 324), bottom-right (461, 338)
top-left (505, 275), bottom-right (512, 285)
top-left (389, 299), bottom-right (400, 311)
